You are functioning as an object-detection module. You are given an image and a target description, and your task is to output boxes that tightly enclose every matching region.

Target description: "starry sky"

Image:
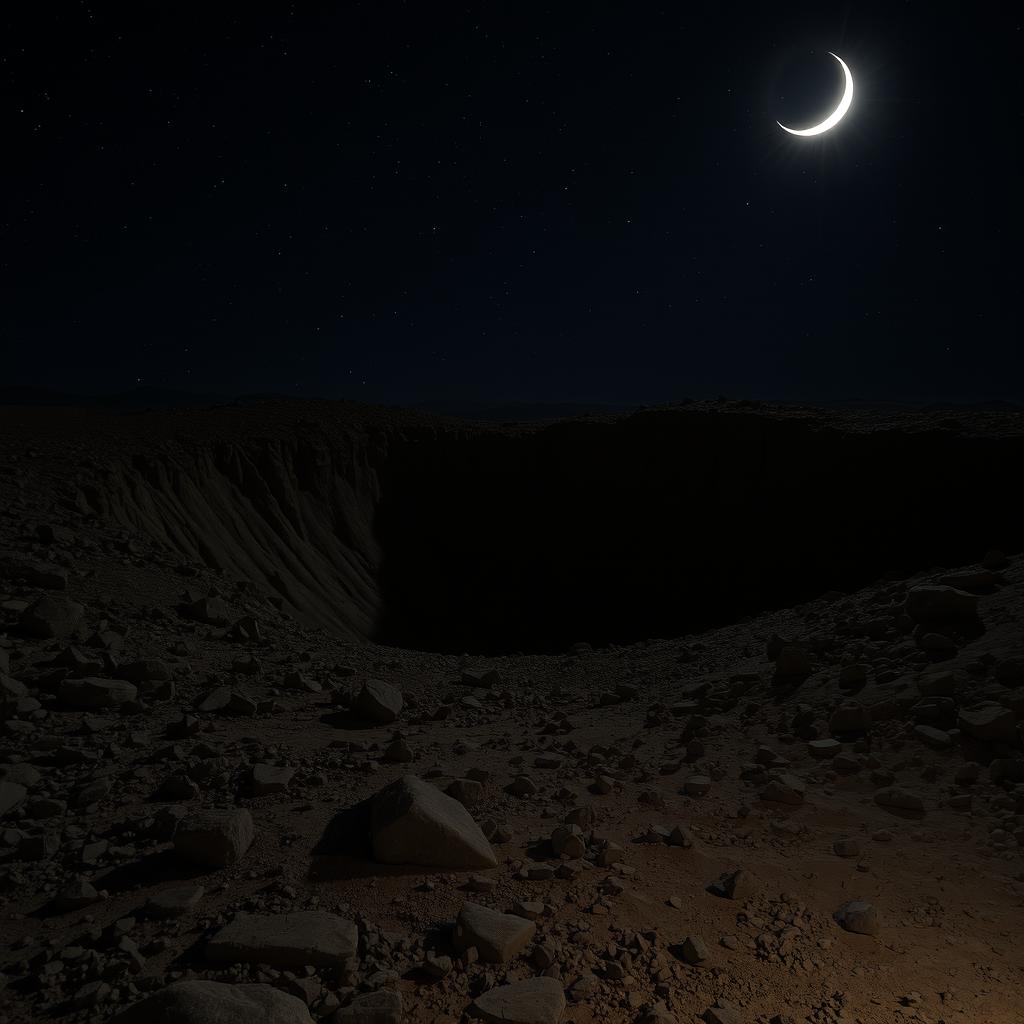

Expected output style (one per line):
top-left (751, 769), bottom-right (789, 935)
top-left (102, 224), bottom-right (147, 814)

top-left (2, 3), bottom-right (1020, 405)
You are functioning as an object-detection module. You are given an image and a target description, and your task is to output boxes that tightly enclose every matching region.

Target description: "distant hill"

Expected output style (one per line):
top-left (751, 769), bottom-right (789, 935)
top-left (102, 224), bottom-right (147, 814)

top-left (412, 398), bottom-right (640, 422)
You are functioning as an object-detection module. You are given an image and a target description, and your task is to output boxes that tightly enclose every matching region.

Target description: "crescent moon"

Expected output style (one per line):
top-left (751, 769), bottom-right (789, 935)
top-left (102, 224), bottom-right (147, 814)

top-left (777, 52), bottom-right (853, 136)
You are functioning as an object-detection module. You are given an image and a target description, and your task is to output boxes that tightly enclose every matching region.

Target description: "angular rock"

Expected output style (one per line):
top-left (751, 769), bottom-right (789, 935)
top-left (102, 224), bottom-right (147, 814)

top-left (829, 702), bottom-right (871, 736)
top-left (147, 884), bottom-right (205, 918)
top-left (714, 868), bottom-right (755, 900)
top-left (704, 1006), bottom-right (742, 1024)
top-left (370, 774), bottom-right (496, 869)
top-left (59, 677), bottom-right (137, 708)
top-left (112, 980), bottom-right (313, 1023)
top-left (446, 777), bottom-right (484, 807)
top-left (183, 596), bottom-right (232, 626)
top-left (681, 934), bottom-right (709, 963)
top-left (551, 824), bottom-right (586, 859)
top-left (905, 585), bottom-right (978, 623)
top-left (20, 595), bottom-right (84, 639)
top-left (333, 989), bottom-right (403, 1023)
top-left (356, 678), bottom-right (403, 723)
top-left (668, 824), bottom-right (694, 848)
top-left (454, 901), bottom-right (536, 962)
top-left (196, 686), bottom-right (233, 712)
top-left (874, 787), bottom-right (925, 812)
top-left (471, 977), bottom-right (566, 1024)
top-left (54, 877), bottom-right (101, 911)
top-left (206, 911), bottom-right (358, 968)
top-left (834, 900), bottom-right (880, 936)
top-left (914, 724), bottom-right (953, 749)
top-left (251, 763), bottom-right (294, 795)
top-left (760, 774), bottom-right (805, 805)
top-left (0, 673), bottom-right (28, 708)
top-left (0, 780), bottom-right (27, 818)
top-left (174, 807), bottom-right (254, 867)
top-left (121, 659), bottom-right (173, 682)
top-left (773, 644), bottom-right (812, 682)
top-left (958, 704), bottom-right (1017, 742)
top-left (462, 667), bottom-right (501, 688)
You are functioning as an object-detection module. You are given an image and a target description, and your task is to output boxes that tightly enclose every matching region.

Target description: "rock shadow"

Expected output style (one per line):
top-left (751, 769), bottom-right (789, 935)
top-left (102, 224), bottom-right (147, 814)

top-left (318, 708), bottom-right (387, 731)
top-left (875, 804), bottom-right (927, 821)
top-left (308, 797), bottom-right (422, 882)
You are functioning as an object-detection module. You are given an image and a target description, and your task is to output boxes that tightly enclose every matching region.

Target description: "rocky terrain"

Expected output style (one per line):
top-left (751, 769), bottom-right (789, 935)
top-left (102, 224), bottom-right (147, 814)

top-left (0, 399), bottom-right (1022, 1024)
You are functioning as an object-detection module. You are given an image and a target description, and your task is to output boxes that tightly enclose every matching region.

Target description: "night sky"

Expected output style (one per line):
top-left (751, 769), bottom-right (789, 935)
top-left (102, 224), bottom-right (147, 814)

top-left (2, 3), bottom-right (1020, 405)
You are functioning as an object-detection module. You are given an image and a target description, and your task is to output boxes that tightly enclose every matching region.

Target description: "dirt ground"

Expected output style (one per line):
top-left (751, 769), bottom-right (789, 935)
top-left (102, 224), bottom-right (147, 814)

top-left (1, 403), bottom-right (1022, 1024)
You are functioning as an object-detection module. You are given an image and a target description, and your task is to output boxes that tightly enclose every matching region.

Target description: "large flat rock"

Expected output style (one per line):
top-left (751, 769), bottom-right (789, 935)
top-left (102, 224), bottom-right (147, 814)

top-left (472, 977), bottom-right (566, 1024)
top-left (59, 677), bottom-right (137, 708)
top-left (371, 774), bottom-right (497, 869)
top-left (454, 901), bottom-right (536, 963)
top-left (206, 910), bottom-right (358, 968)
top-left (333, 989), bottom-right (403, 1022)
top-left (113, 980), bottom-right (313, 1023)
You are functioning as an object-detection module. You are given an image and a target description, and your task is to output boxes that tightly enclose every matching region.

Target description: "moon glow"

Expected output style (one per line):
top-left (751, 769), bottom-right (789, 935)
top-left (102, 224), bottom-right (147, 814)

top-left (777, 52), bottom-right (853, 136)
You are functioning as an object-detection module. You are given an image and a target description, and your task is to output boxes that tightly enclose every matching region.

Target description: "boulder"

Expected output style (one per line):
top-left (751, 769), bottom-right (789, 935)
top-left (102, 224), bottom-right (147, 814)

top-left (251, 764), bottom-right (294, 795)
top-left (206, 911), bottom-right (358, 969)
top-left (174, 808), bottom-right (254, 867)
top-left (551, 824), bottom-right (586, 859)
top-left (356, 678), bottom-right (403, 723)
top-left (370, 775), bottom-right (496, 869)
top-left (1, 673), bottom-right (28, 708)
top-left (958, 704), bottom-right (1017, 743)
top-left (453, 901), bottom-right (536, 962)
top-left (905, 585), bottom-right (978, 623)
top-left (54, 878), bottom-right (101, 912)
top-left (760, 774), bottom-right (805, 805)
top-left (714, 868), bottom-right (755, 900)
top-left (59, 677), bottom-right (137, 709)
top-left (680, 934), bottom-right (709, 963)
top-left (20, 595), bottom-right (84, 639)
top-left (773, 644), bottom-right (812, 683)
top-left (471, 977), bottom-right (566, 1024)
top-left (0, 780), bottom-right (27, 818)
top-left (112, 980), bottom-right (313, 1023)
top-left (834, 900), bottom-right (880, 936)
